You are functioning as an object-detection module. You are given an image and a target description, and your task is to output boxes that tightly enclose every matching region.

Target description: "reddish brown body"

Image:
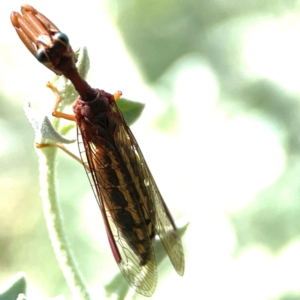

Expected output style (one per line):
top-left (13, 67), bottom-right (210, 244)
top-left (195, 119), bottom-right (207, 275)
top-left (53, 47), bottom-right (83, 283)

top-left (11, 5), bottom-right (185, 296)
top-left (74, 90), bottom-right (155, 266)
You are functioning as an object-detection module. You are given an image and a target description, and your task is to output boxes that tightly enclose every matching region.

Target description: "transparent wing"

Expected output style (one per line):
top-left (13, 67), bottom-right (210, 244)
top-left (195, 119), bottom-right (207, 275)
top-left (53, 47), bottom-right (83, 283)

top-left (113, 105), bottom-right (185, 276)
top-left (77, 127), bottom-right (157, 297)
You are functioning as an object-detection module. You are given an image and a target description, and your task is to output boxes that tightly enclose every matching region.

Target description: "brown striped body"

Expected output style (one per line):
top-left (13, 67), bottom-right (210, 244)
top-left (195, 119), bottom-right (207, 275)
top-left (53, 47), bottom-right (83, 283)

top-left (73, 90), bottom-right (155, 265)
top-left (11, 5), bottom-right (185, 296)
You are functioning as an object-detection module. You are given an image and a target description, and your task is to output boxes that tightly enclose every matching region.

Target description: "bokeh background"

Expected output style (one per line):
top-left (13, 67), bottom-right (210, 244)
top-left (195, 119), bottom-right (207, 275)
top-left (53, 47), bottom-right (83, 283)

top-left (1, 0), bottom-right (300, 299)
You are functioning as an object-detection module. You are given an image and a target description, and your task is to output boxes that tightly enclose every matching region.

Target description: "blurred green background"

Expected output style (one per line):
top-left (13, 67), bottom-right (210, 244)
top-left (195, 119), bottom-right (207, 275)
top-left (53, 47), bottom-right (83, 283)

top-left (1, 0), bottom-right (300, 299)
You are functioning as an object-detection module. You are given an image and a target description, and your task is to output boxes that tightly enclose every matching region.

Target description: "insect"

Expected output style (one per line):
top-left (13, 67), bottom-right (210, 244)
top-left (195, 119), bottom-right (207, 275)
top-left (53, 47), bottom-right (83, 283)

top-left (11, 5), bottom-right (184, 296)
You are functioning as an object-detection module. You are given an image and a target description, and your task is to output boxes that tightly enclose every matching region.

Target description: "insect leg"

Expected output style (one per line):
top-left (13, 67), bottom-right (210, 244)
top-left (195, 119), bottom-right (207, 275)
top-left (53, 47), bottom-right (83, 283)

top-left (46, 81), bottom-right (76, 121)
top-left (36, 82), bottom-right (90, 170)
top-left (36, 143), bottom-right (91, 172)
top-left (113, 90), bottom-right (122, 101)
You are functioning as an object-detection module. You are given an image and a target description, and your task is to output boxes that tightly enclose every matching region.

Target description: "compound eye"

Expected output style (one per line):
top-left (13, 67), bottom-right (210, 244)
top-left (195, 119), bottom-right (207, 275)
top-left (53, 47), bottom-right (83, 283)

top-left (36, 48), bottom-right (49, 63)
top-left (53, 32), bottom-right (69, 46)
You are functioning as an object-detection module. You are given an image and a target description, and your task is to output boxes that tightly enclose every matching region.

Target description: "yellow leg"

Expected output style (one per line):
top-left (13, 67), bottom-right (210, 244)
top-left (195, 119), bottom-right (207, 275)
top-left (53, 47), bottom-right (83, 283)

top-left (113, 90), bottom-right (122, 101)
top-left (46, 81), bottom-right (76, 121)
top-left (41, 84), bottom-right (87, 168)
top-left (36, 143), bottom-right (91, 172)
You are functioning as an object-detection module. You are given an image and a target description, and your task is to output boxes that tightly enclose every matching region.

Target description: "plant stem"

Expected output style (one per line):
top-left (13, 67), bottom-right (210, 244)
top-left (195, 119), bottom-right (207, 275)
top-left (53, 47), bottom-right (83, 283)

top-left (37, 146), bottom-right (91, 300)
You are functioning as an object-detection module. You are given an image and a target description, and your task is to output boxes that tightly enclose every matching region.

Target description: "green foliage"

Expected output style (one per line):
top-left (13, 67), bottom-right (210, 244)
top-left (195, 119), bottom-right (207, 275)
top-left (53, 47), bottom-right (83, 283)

top-left (116, 98), bottom-right (145, 126)
top-left (0, 273), bottom-right (26, 300)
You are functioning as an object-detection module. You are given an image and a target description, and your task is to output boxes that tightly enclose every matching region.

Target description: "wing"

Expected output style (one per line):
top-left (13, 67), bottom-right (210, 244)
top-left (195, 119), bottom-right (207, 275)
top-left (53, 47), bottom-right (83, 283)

top-left (77, 124), bottom-right (157, 297)
top-left (113, 103), bottom-right (185, 276)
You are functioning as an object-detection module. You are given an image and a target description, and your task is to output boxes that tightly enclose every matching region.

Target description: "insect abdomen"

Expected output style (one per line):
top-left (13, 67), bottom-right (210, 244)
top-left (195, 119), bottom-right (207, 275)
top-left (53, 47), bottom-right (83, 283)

top-left (79, 113), bottom-right (153, 265)
top-left (96, 149), bottom-right (151, 265)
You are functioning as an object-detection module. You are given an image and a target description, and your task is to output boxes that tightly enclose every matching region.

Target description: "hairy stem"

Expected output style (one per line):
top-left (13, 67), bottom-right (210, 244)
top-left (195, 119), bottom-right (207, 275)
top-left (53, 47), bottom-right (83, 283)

top-left (37, 146), bottom-right (91, 300)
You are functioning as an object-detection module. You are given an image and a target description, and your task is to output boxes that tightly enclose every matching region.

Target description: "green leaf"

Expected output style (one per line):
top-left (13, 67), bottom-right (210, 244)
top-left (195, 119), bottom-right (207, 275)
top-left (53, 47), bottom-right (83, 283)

top-left (116, 98), bottom-right (145, 126)
top-left (76, 47), bottom-right (90, 80)
top-left (0, 273), bottom-right (26, 300)
top-left (23, 101), bottom-right (75, 145)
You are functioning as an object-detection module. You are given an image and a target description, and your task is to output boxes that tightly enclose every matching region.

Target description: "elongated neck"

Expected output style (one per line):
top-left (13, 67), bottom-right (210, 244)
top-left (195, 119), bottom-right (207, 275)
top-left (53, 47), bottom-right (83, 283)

top-left (63, 67), bottom-right (96, 101)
